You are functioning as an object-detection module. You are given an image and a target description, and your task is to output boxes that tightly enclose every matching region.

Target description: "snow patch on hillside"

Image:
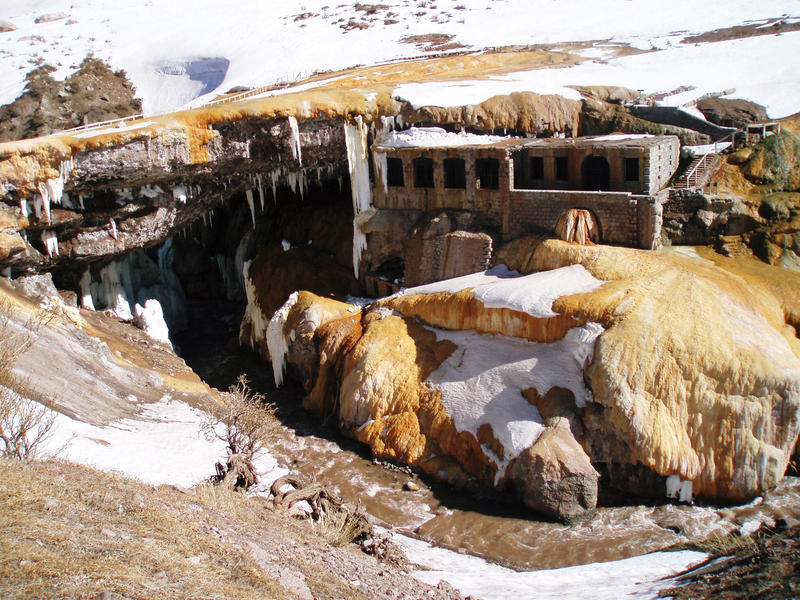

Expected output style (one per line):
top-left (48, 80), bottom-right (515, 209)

top-left (41, 399), bottom-right (286, 489)
top-left (394, 533), bottom-right (708, 600)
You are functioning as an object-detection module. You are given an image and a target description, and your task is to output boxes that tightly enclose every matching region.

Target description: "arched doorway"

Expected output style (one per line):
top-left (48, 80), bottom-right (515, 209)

top-left (581, 155), bottom-right (610, 191)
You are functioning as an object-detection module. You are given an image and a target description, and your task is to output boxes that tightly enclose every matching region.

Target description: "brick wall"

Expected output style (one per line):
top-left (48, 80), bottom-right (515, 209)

top-left (508, 189), bottom-right (652, 246)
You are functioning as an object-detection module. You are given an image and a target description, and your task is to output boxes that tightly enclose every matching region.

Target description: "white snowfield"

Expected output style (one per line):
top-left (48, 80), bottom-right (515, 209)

top-left (0, 0), bottom-right (798, 116)
top-left (40, 399), bottom-right (286, 489)
top-left (393, 534), bottom-right (708, 600)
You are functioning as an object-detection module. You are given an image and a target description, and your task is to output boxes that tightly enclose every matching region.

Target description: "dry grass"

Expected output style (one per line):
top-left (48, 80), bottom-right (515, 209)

top-left (313, 503), bottom-right (371, 547)
top-left (690, 530), bottom-right (761, 557)
top-left (0, 457), bottom-right (286, 600)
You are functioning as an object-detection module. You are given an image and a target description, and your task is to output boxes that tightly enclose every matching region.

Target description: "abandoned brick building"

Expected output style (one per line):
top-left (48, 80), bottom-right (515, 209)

top-left (361, 129), bottom-right (680, 292)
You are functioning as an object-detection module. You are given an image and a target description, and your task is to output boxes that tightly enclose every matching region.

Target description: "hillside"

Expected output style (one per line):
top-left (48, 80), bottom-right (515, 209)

top-left (0, 1), bottom-right (798, 118)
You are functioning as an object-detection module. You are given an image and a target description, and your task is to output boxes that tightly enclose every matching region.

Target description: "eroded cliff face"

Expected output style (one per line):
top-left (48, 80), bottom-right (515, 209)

top-left (242, 240), bottom-right (800, 519)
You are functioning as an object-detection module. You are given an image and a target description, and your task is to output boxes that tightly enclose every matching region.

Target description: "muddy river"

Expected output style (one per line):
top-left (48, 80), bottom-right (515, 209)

top-left (176, 299), bottom-right (800, 572)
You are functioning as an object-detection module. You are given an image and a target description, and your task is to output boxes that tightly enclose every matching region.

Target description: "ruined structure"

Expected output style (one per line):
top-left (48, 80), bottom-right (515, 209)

top-left (362, 130), bottom-right (680, 291)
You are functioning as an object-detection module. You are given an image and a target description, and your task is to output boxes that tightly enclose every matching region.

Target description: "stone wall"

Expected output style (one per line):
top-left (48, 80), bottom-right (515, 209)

top-left (404, 230), bottom-right (493, 286)
top-left (508, 190), bottom-right (650, 246)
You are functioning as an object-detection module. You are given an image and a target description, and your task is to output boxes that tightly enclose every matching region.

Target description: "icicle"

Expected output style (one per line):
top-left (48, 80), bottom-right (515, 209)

top-left (288, 115), bottom-right (302, 166)
top-left (246, 189), bottom-right (256, 228)
top-left (80, 269), bottom-right (95, 310)
top-left (78, 194), bottom-right (85, 210)
top-left (344, 116), bottom-right (372, 277)
top-left (216, 254), bottom-right (227, 289)
top-left (109, 218), bottom-right (118, 240)
top-left (41, 230), bottom-right (59, 257)
top-left (1, 267), bottom-right (11, 279)
top-left (256, 174), bottom-right (265, 209)
top-left (266, 291), bottom-right (300, 387)
top-left (270, 169), bottom-right (280, 199)
top-left (374, 151), bottom-right (388, 193)
top-left (19, 198), bottom-right (28, 218)
top-left (35, 187), bottom-right (50, 222)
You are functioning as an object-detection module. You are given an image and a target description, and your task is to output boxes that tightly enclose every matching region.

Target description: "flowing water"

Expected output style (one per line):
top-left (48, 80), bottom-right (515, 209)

top-left (176, 299), bottom-right (800, 572)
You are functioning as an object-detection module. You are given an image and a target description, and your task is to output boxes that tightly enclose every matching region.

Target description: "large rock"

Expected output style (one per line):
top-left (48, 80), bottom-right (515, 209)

top-left (509, 417), bottom-right (599, 522)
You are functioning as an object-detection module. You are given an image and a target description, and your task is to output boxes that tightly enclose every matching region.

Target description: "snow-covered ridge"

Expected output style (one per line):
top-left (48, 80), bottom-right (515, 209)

top-left (0, 0), bottom-right (797, 116)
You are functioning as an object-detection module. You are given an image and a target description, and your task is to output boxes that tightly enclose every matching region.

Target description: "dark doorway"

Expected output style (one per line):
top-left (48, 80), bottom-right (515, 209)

top-left (475, 158), bottom-right (499, 189)
top-left (581, 155), bottom-right (610, 191)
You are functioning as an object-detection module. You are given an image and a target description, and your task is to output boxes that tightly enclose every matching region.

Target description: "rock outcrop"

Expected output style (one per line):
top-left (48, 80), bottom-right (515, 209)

top-left (245, 239), bottom-right (800, 518)
top-left (0, 58), bottom-right (143, 143)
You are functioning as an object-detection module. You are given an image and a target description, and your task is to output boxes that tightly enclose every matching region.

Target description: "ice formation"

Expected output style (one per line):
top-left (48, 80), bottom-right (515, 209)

top-left (374, 151), bottom-right (388, 193)
top-left (139, 184), bottom-right (163, 198)
top-left (266, 291), bottom-right (300, 387)
top-left (240, 260), bottom-right (268, 347)
top-left (98, 261), bottom-right (134, 321)
top-left (344, 116), bottom-right (372, 277)
top-left (133, 299), bottom-right (171, 346)
top-left (666, 474), bottom-right (694, 503)
top-left (108, 218), bottom-right (118, 240)
top-left (246, 189), bottom-right (256, 227)
top-left (79, 269), bottom-right (95, 310)
top-left (35, 159), bottom-right (72, 223)
top-left (42, 230), bottom-right (59, 257)
top-left (19, 198), bottom-right (28, 218)
top-left (172, 184), bottom-right (187, 204)
top-left (288, 115), bottom-right (302, 166)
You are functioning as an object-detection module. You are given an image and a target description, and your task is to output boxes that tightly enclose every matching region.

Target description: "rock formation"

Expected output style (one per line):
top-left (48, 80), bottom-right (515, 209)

top-left (244, 239), bottom-right (800, 520)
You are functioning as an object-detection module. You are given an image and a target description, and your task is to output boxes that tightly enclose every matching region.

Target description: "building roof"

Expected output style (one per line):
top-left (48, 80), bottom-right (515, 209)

top-left (374, 127), bottom-right (678, 152)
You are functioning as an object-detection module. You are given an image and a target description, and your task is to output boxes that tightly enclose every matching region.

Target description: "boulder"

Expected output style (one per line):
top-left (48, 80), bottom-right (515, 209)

top-left (509, 417), bottom-right (599, 522)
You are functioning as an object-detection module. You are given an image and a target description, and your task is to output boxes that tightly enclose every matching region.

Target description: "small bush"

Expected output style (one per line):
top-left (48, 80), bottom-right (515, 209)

top-left (0, 298), bottom-right (56, 460)
top-left (202, 375), bottom-right (278, 489)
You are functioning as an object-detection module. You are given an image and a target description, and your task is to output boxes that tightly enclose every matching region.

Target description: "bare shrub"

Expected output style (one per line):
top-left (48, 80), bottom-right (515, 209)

top-left (0, 297), bottom-right (56, 459)
top-left (270, 474), bottom-right (372, 547)
top-left (202, 375), bottom-right (278, 489)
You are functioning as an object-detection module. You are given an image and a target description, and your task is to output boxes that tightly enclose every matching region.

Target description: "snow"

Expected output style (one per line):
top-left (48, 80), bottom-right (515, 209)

top-left (72, 120), bottom-right (153, 139)
top-left (378, 127), bottom-right (507, 148)
top-left (40, 399), bottom-right (286, 489)
top-left (428, 323), bottom-right (603, 478)
top-left (394, 533), bottom-right (708, 600)
top-left (394, 31), bottom-right (800, 118)
top-left (402, 264), bottom-right (605, 318)
top-left (585, 134), bottom-right (655, 142)
top-left (1, 1), bottom-right (796, 118)
top-left (684, 142), bottom-right (733, 156)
